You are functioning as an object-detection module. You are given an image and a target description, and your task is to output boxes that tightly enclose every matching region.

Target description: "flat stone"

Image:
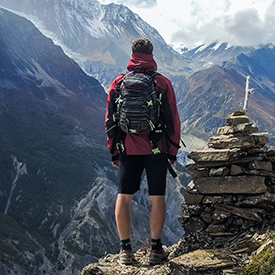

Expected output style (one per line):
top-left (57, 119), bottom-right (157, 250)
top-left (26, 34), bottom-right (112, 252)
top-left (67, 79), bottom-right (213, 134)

top-left (193, 176), bottom-right (267, 195)
top-left (188, 148), bottom-right (243, 163)
top-left (207, 223), bottom-right (227, 233)
top-left (208, 134), bottom-right (255, 149)
top-left (236, 192), bottom-right (275, 209)
top-left (213, 209), bottom-right (231, 224)
top-left (217, 123), bottom-right (258, 135)
top-left (170, 249), bottom-right (235, 273)
top-left (230, 164), bottom-right (244, 176)
top-left (214, 204), bottom-right (264, 221)
top-left (202, 196), bottom-right (224, 204)
top-left (248, 160), bottom-right (273, 171)
top-left (252, 134), bottom-right (269, 146)
top-left (184, 194), bottom-right (204, 205)
top-left (248, 146), bottom-right (268, 155)
top-left (225, 115), bottom-right (249, 126)
top-left (230, 110), bottom-right (246, 116)
top-left (243, 169), bottom-right (275, 181)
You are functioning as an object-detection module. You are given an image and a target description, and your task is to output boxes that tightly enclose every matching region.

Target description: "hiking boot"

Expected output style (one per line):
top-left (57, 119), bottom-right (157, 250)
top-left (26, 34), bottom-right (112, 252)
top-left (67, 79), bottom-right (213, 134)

top-left (149, 245), bottom-right (169, 265)
top-left (119, 250), bottom-right (133, 265)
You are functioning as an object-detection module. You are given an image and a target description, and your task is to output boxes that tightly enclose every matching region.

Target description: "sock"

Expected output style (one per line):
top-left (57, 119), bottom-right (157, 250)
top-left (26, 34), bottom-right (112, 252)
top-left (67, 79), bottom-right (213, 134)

top-left (151, 238), bottom-right (162, 251)
top-left (120, 238), bottom-right (132, 251)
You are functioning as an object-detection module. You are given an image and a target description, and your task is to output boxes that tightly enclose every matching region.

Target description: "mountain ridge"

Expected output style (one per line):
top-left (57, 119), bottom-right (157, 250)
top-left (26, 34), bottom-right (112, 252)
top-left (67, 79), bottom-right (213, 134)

top-left (0, 0), bottom-right (192, 88)
top-left (1, 1), bottom-right (275, 275)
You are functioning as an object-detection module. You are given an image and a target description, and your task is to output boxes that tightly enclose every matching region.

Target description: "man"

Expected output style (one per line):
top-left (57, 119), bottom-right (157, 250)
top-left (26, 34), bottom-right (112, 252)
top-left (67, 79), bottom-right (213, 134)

top-left (105, 38), bottom-right (181, 265)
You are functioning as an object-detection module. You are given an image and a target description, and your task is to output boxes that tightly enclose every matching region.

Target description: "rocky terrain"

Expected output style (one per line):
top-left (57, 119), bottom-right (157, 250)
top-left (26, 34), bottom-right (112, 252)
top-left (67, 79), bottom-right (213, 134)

top-left (80, 110), bottom-right (275, 274)
top-left (80, 230), bottom-right (274, 274)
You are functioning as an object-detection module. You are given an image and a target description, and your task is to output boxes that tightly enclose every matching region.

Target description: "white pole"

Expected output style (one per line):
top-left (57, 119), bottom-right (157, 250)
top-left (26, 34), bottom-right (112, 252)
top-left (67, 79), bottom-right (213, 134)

top-left (243, 76), bottom-right (250, 113)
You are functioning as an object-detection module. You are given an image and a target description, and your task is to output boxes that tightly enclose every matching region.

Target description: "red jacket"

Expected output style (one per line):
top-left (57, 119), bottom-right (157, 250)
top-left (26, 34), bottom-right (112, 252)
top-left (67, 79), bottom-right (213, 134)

top-left (105, 52), bottom-right (181, 161)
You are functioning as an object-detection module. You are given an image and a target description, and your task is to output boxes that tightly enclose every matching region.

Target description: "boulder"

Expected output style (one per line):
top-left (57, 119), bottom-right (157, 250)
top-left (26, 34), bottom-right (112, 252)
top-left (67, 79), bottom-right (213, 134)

top-left (170, 249), bottom-right (235, 274)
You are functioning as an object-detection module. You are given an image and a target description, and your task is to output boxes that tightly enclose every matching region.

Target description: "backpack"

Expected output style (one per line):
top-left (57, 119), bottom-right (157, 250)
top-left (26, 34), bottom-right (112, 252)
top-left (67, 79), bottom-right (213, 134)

top-left (115, 71), bottom-right (161, 135)
top-left (108, 70), bottom-right (185, 178)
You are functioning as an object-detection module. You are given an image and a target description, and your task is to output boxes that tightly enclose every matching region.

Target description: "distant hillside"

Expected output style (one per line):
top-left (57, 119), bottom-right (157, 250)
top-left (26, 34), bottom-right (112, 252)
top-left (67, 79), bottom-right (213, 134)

top-left (175, 64), bottom-right (275, 147)
top-left (0, 7), bottom-right (113, 275)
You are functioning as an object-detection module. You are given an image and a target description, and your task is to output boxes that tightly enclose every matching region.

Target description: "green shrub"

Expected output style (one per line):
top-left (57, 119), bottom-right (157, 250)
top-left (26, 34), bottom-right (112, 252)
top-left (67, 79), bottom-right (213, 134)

top-left (237, 237), bottom-right (275, 275)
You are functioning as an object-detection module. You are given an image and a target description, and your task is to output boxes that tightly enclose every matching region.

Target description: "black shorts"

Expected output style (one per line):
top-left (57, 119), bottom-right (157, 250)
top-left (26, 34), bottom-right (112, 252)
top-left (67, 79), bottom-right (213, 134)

top-left (118, 154), bottom-right (168, 196)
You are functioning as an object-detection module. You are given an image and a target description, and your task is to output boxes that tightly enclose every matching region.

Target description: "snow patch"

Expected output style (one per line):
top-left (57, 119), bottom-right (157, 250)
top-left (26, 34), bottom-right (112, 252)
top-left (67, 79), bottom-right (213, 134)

top-left (212, 42), bottom-right (223, 51)
top-left (195, 43), bottom-right (211, 53)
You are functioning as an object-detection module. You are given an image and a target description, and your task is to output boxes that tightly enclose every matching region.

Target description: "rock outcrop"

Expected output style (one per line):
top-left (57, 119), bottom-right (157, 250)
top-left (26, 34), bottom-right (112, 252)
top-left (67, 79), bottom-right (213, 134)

top-left (80, 232), bottom-right (274, 275)
top-left (80, 110), bottom-right (275, 275)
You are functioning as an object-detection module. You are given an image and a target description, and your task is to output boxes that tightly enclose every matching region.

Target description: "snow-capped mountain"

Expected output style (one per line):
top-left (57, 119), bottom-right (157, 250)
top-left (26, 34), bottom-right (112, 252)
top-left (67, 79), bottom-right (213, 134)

top-left (173, 42), bottom-right (255, 70)
top-left (2, 0), bottom-right (275, 274)
top-left (170, 41), bottom-right (275, 147)
top-left (0, 0), bottom-right (192, 88)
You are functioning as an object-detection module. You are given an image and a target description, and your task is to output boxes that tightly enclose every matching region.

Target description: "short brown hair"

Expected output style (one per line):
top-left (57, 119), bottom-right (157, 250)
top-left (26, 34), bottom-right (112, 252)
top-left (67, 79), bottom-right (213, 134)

top-left (132, 38), bottom-right (153, 54)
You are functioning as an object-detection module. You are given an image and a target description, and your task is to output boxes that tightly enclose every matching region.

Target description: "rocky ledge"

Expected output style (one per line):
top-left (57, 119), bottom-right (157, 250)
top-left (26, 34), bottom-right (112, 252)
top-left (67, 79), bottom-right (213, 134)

top-left (80, 110), bottom-right (275, 275)
top-left (80, 232), bottom-right (274, 274)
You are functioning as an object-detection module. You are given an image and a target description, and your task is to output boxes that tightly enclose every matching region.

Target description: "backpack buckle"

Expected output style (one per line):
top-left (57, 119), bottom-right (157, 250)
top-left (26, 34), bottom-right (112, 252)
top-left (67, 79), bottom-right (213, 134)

top-left (152, 147), bottom-right (161, 155)
top-left (116, 143), bottom-right (125, 154)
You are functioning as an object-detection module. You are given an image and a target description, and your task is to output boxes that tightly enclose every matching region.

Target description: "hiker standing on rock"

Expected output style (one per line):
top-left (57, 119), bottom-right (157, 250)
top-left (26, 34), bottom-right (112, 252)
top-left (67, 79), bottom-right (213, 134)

top-left (105, 38), bottom-right (181, 265)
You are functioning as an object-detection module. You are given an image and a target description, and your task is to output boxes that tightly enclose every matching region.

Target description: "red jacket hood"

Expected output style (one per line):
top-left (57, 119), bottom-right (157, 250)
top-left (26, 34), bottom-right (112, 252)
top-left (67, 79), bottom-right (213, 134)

top-left (127, 52), bottom-right (157, 72)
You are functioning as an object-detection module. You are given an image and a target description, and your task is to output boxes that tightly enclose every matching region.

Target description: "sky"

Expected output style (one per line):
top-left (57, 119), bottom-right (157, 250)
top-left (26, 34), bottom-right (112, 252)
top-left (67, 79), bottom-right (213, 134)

top-left (98, 0), bottom-right (275, 48)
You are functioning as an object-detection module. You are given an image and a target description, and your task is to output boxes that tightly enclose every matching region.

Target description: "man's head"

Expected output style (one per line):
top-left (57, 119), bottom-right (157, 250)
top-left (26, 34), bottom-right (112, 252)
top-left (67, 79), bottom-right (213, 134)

top-left (132, 38), bottom-right (153, 54)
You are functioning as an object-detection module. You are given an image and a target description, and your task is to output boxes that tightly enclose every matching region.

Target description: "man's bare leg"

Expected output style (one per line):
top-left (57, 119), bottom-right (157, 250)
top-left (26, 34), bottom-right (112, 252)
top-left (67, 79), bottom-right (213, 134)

top-left (149, 195), bottom-right (166, 239)
top-left (149, 195), bottom-right (169, 264)
top-left (115, 193), bottom-right (133, 240)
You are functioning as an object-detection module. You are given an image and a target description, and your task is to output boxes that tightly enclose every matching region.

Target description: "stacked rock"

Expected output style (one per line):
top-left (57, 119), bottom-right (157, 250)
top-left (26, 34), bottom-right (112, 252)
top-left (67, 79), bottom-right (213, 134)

top-left (180, 110), bottom-right (275, 249)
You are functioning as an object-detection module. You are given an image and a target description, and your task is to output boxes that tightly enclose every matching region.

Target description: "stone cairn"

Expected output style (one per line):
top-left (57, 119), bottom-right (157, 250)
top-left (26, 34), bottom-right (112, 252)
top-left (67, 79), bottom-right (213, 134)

top-left (179, 110), bottom-right (275, 251)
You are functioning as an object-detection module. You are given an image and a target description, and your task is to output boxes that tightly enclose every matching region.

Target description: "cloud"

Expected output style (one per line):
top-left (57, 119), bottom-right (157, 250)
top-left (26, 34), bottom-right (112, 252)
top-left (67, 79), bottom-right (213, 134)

top-left (171, 8), bottom-right (264, 47)
top-left (98, 0), bottom-right (275, 47)
top-left (170, 0), bottom-right (275, 47)
top-left (225, 9), bottom-right (265, 45)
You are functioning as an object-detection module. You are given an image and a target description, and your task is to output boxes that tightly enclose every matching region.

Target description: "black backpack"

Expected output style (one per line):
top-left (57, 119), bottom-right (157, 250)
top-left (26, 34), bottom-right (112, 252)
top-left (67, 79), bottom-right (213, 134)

top-left (108, 70), bottom-right (185, 177)
top-left (115, 71), bottom-right (161, 135)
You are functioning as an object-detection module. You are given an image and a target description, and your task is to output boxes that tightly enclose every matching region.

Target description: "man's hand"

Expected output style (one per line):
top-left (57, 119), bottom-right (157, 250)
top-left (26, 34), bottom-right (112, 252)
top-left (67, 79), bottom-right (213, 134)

top-left (112, 160), bottom-right (119, 168)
